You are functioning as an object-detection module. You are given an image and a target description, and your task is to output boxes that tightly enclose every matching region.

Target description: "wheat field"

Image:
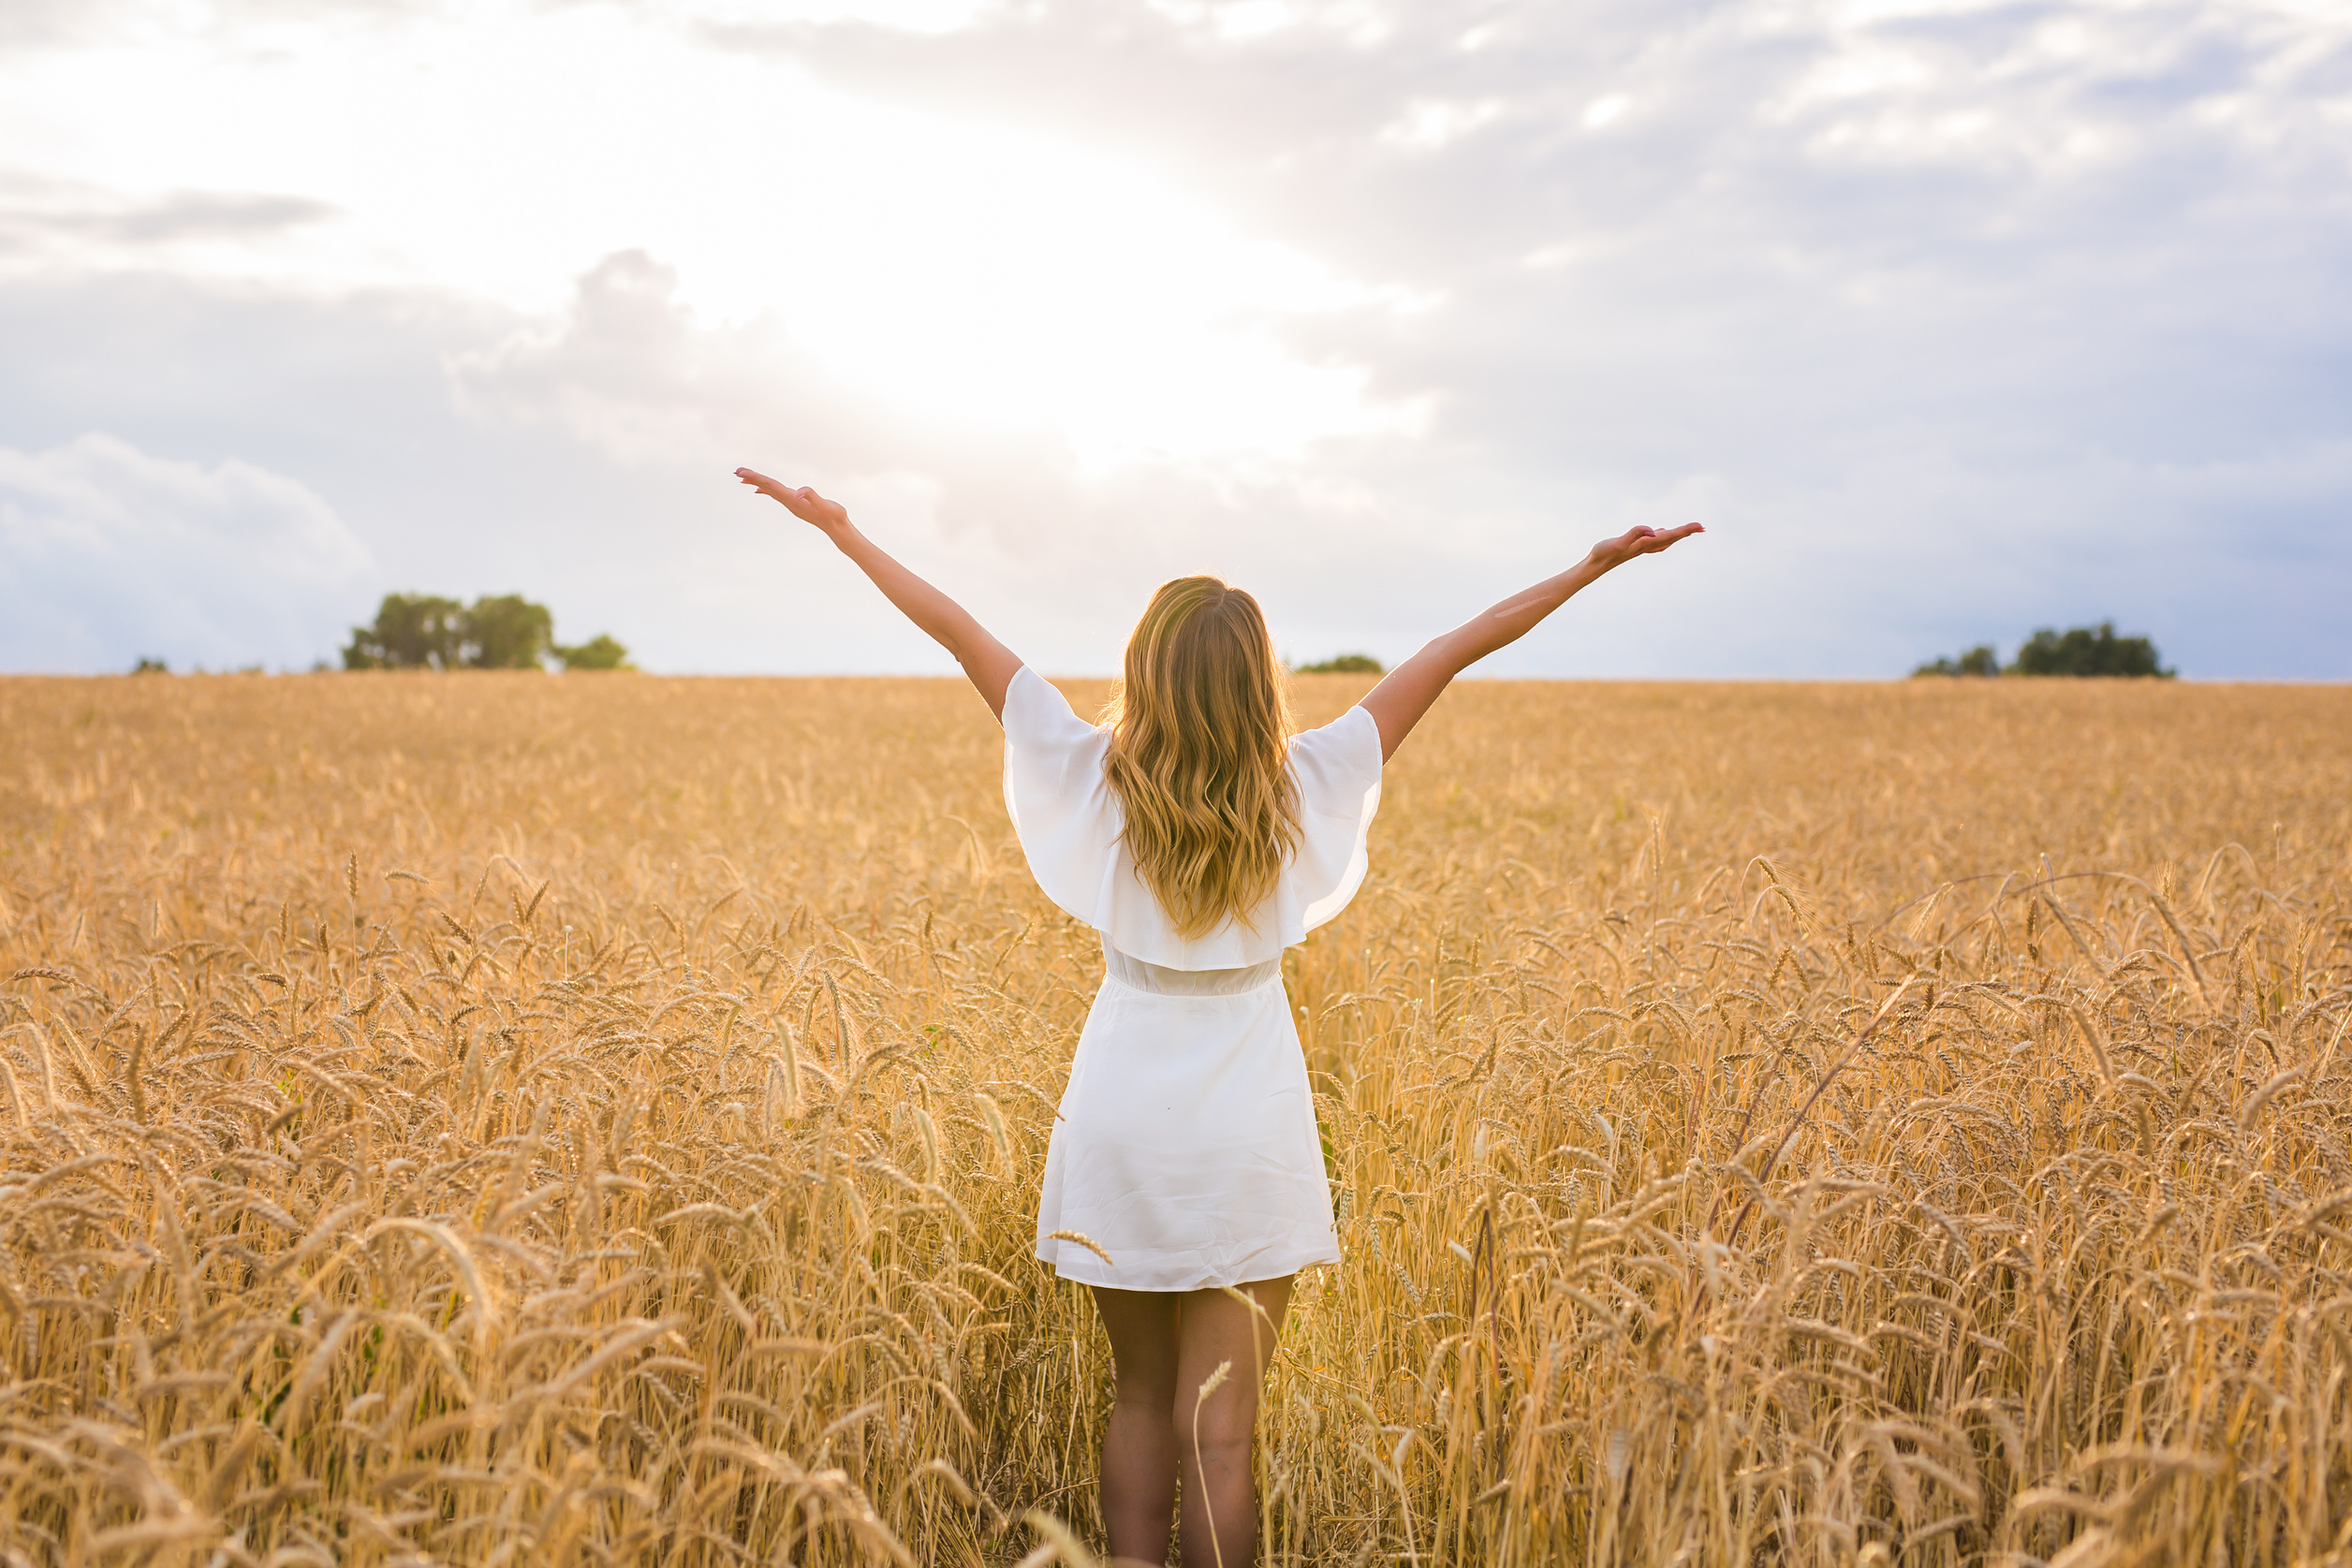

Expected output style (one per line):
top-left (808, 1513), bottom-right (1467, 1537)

top-left (2, 671), bottom-right (2348, 1567)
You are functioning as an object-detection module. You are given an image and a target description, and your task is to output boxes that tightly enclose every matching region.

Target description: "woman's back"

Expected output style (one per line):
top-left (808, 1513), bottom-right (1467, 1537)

top-left (1001, 665), bottom-right (1384, 971)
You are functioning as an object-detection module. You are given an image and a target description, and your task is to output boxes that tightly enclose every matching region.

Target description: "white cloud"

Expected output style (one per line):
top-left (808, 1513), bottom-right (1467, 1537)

top-left (1382, 98), bottom-right (1508, 150)
top-left (1580, 95), bottom-right (1630, 129)
top-left (0, 432), bottom-right (373, 672)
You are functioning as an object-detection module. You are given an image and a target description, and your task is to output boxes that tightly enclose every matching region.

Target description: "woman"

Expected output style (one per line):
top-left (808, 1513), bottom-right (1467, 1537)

top-left (735, 466), bottom-right (1700, 1566)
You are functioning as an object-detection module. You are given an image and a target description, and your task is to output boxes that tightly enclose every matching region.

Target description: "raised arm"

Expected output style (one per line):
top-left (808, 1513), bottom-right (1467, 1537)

top-left (1359, 522), bottom-right (1704, 760)
top-left (736, 468), bottom-right (1022, 718)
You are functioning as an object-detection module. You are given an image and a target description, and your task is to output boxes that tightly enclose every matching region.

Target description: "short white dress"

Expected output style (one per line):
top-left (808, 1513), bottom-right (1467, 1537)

top-left (1004, 667), bottom-right (1384, 1291)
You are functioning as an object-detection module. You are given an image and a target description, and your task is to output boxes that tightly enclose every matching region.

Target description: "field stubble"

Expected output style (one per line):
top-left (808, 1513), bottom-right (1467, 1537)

top-left (2, 673), bottom-right (2349, 1566)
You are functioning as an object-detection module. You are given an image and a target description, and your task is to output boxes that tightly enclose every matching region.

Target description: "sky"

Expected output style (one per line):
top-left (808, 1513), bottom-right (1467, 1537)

top-left (0, 0), bottom-right (2345, 679)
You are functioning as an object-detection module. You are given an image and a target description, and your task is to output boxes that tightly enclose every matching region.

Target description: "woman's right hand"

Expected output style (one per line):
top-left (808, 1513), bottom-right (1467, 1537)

top-left (736, 468), bottom-right (852, 535)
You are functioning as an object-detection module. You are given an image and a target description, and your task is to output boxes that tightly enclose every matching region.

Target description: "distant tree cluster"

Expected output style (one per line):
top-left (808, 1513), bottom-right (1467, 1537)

top-left (342, 593), bottom-right (633, 672)
top-left (551, 633), bottom-right (632, 671)
top-left (1294, 652), bottom-right (1385, 674)
top-left (1914, 622), bottom-right (2173, 679)
top-left (1915, 645), bottom-right (2001, 678)
top-left (125, 658), bottom-right (269, 676)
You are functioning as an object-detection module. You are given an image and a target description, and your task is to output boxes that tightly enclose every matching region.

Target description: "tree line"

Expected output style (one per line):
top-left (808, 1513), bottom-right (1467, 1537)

top-left (342, 594), bottom-right (631, 671)
top-left (125, 611), bottom-right (2178, 682)
top-left (1915, 622), bottom-right (2173, 679)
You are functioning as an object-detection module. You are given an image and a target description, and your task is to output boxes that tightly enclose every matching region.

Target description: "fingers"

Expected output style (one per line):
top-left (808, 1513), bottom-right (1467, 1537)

top-left (735, 470), bottom-right (848, 530)
top-left (733, 467), bottom-right (817, 516)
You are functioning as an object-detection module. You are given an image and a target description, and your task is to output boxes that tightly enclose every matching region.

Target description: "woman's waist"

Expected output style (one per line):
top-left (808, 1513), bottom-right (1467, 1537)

top-left (1098, 938), bottom-right (1284, 997)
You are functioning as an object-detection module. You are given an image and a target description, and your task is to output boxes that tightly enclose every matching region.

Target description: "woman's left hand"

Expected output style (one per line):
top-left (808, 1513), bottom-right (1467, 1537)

top-left (1588, 521), bottom-right (1705, 572)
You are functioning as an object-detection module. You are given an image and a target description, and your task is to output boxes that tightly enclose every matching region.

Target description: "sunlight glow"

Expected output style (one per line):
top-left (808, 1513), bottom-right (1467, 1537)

top-left (1382, 98), bottom-right (1508, 150)
top-left (0, 0), bottom-right (1412, 465)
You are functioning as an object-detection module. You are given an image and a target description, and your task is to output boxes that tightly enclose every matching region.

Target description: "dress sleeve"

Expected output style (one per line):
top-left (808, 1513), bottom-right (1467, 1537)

top-left (1005, 672), bottom-right (1383, 963)
top-left (1001, 667), bottom-right (1123, 930)
top-left (1283, 706), bottom-right (1384, 931)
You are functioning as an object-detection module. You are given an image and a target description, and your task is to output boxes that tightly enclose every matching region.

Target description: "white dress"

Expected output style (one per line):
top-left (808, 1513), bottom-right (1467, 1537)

top-left (1004, 667), bottom-right (1384, 1291)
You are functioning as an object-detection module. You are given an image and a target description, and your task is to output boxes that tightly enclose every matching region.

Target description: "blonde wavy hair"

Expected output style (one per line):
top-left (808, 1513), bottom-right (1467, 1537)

top-left (1103, 576), bottom-right (1301, 939)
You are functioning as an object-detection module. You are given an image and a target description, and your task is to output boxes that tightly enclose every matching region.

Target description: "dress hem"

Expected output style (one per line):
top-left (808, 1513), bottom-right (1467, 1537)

top-left (1036, 1245), bottom-right (1341, 1292)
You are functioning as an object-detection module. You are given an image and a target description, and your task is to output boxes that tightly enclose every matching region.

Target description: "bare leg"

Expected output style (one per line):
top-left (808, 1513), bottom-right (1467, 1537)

top-left (1091, 1286), bottom-right (1182, 1566)
top-left (1176, 1276), bottom-right (1293, 1568)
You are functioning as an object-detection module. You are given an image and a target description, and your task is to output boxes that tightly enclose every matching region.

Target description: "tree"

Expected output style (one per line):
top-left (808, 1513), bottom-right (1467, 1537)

top-left (555, 634), bottom-right (634, 671)
top-left (1295, 653), bottom-right (1385, 674)
top-left (466, 594), bottom-right (555, 669)
top-left (2011, 622), bottom-right (2173, 678)
top-left (1912, 644), bottom-right (1998, 678)
top-left (344, 593), bottom-right (467, 669)
top-left (129, 656), bottom-right (169, 675)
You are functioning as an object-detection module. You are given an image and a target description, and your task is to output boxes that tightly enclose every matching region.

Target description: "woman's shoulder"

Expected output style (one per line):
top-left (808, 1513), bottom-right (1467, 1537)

top-left (1289, 701), bottom-right (1378, 745)
top-left (1005, 667), bottom-right (1110, 747)
top-left (1287, 706), bottom-right (1382, 797)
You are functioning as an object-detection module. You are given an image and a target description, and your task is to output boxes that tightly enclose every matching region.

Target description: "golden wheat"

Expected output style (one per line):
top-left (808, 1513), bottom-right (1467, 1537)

top-left (1, 672), bottom-right (2348, 1566)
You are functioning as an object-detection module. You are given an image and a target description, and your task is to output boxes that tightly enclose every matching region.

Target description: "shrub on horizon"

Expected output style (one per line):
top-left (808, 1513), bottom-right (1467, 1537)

top-left (1294, 652), bottom-right (1385, 674)
top-left (1913, 645), bottom-right (2000, 678)
top-left (556, 634), bottom-right (635, 671)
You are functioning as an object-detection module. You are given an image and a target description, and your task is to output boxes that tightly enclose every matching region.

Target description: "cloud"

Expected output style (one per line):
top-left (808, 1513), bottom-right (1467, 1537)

top-left (0, 0), bottom-right (118, 53)
top-left (0, 432), bottom-right (374, 672)
top-left (447, 250), bottom-right (909, 469)
top-left (0, 170), bottom-right (340, 281)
